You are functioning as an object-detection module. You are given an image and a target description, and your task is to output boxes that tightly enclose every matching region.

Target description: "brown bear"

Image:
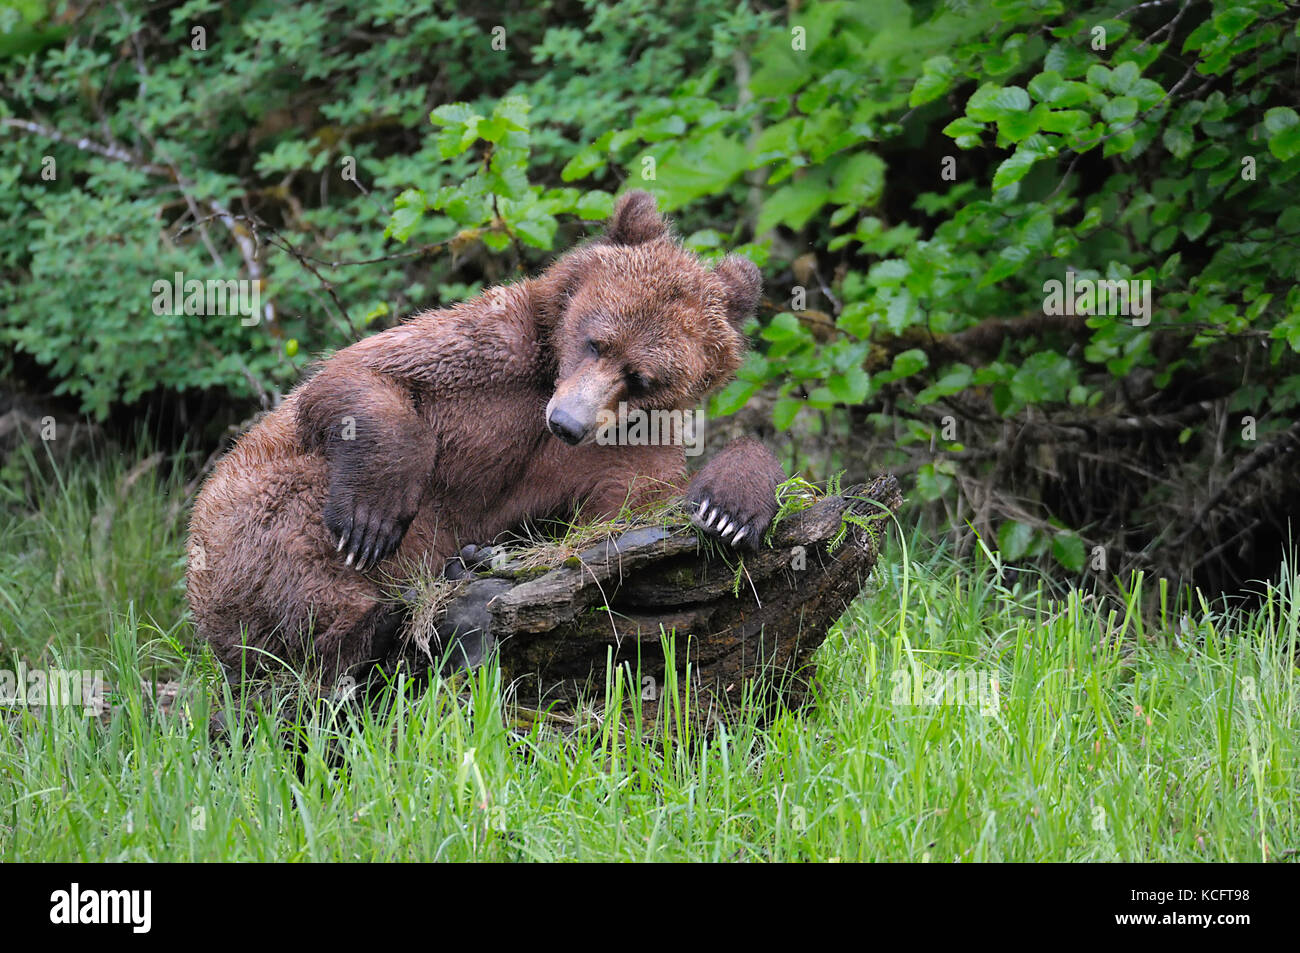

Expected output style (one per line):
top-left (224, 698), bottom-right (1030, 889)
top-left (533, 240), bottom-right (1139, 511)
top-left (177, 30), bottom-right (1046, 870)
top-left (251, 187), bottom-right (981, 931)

top-left (186, 191), bottom-right (785, 681)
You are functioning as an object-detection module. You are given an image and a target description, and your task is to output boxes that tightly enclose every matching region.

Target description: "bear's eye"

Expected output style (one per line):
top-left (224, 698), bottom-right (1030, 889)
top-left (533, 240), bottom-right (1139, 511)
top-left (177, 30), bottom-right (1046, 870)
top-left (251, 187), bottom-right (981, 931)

top-left (626, 372), bottom-right (653, 395)
top-left (585, 339), bottom-right (602, 359)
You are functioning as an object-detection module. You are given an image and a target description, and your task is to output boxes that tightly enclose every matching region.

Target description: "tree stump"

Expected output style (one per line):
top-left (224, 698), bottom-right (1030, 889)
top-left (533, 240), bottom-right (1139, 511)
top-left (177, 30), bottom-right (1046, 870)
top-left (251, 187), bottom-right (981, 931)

top-left (395, 475), bottom-right (903, 727)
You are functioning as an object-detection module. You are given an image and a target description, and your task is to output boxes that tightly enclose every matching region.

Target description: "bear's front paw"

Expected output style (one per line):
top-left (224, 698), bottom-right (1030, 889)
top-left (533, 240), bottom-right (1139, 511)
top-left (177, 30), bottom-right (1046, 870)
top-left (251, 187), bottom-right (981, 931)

top-left (684, 438), bottom-right (785, 551)
top-left (325, 493), bottom-right (415, 573)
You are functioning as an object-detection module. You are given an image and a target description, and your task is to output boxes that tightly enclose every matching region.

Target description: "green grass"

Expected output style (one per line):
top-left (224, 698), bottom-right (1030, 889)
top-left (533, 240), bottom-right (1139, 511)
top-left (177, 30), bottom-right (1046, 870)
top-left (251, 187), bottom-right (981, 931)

top-left (0, 440), bottom-right (190, 666)
top-left (0, 447), bottom-right (1296, 861)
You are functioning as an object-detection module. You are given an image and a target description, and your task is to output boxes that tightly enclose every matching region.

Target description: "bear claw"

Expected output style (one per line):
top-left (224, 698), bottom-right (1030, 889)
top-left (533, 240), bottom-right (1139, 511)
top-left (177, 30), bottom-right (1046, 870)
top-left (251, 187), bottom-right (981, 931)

top-left (683, 437), bottom-right (784, 553)
top-left (690, 502), bottom-right (747, 547)
top-left (694, 508), bottom-right (752, 549)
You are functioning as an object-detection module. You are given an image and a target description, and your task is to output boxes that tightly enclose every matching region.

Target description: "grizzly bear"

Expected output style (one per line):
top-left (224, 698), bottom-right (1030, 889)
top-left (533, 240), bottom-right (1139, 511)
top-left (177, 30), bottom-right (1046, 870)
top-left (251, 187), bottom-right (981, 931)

top-left (186, 191), bottom-right (785, 681)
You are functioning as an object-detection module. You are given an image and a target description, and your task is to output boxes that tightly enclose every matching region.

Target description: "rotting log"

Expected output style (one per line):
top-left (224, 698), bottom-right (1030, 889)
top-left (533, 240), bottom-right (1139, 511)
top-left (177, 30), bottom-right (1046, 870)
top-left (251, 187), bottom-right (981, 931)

top-left (389, 475), bottom-right (903, 726)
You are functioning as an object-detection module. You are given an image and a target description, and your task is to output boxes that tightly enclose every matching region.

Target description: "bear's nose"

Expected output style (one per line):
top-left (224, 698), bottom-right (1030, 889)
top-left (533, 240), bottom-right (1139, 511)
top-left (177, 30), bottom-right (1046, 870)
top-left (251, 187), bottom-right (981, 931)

top-left (547, 409), bottom-right (586, 445)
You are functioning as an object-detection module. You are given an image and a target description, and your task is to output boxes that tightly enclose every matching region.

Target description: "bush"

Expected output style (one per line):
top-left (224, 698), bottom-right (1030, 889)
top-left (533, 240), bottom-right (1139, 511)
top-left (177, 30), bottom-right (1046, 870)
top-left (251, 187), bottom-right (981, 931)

top-left (3, 0), bottom-right (1297, 590)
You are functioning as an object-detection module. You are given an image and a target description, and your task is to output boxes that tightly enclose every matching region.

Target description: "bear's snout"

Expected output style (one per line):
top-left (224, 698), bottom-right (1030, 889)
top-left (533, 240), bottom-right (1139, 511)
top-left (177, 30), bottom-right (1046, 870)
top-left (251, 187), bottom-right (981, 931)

top-left (546, 360), bottom-right (624, 445)
top-left (547, 407), bottom-right (586, 445)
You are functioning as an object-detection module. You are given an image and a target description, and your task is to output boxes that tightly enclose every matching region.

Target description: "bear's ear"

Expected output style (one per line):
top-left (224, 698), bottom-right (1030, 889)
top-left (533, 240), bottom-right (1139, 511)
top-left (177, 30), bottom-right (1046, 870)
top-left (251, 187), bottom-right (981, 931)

top-left (714, 255), bottom-right (762, 328)
top-left (605, 190), bottom-right (669, 245)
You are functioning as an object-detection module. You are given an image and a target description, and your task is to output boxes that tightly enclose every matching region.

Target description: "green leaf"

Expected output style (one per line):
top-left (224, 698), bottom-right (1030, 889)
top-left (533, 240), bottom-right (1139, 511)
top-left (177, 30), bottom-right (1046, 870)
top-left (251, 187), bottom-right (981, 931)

top-left (916, 364), bottom-right (973, 404)
top-left (910, 55), bottom-right (956, 107)
top-left (493, 95), bottom-right (530, 130)
top-left (430, 102), bottom-right (479, 127)
top-left (575, 190), bottom-right (615, 219)
top-left (385, 188), bottom-right (427, 242)
top-left (685, 229), bottom-right (724, 251)
top-left (837, 302), bottom-right (873, 338)
top-left (635, 114), bottom-right (688, 141)
top-left (915, 463), bottom-right (954, 501)
top-left (1044, 42), bottom-right (1091, 77)
top-left (476, 116), bottom-right (508, 143)
top-left (757, 175), bottom-right (831, 233)
top-left (711, 379), bottom-right (757, 417)
top-left (1041, 110), bottom-right (1088, 134)
top-left (992, 146), bottom-right (1041, 190)
top-left (482, 230), bottom-right (511, 252)
top-left (827, 367), bottom-right (870, 403)
top-left (1269, 124), bottom-right (1300, 162)
top-left (653, 133), bottom-right (748, 209)
top-left (1010, 351), bottom-right (1075, 404)
top-left (1214, 6), bottom-right (1258, 35)
top-left (561, 148), bottom-right (605, 182)
top-left (1182, 210), bottom-right (1211, 241)
top-left (1108, 62), bottom-right (1140, 95)
top-left (486, 162), bottom-right (529, 201)
top-left (1101, 96), bottom-right (1138, 124)
top-left (890, 348), bottom-right (929, 378)
top-left (942, 116), bottom-right (985, 149)
top-left (772, 396), bottom-right (802, 431)
top-left (1162, 125), bottom-right (1194, 159)
top-left (884, 290), bottom-right (920, 332)
top-left (1028, 71), bottom-right (1090, 107)
top-left (997, 520), bottom-right (1034, 561)
top-left (1264, 107), bottom-right (1299, 135)
top-left (1102, 129), bottom-right (1137, 157)
top-left (980, 244), bottom-right (1031, 286)
top-left (761, 312), bottom-right (807, 342)
top-left (998, 103), bottom-right (1047, 142)
top-left (1052, 533), bottom-right (1085, 572)
top-left (1152, 225), bottom-right (1179, 253)
top-left (966, 84), bottom-right (1031, 122)
top-left (512, 216), bottom-right (556, 249)
top-left (828, 152), bottom-right (885, 207)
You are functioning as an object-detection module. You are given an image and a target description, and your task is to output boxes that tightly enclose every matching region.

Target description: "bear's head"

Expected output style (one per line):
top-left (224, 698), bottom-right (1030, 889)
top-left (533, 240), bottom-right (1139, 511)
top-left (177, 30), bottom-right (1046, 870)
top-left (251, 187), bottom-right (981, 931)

top-left (540, 190), bottom-right (761, 446)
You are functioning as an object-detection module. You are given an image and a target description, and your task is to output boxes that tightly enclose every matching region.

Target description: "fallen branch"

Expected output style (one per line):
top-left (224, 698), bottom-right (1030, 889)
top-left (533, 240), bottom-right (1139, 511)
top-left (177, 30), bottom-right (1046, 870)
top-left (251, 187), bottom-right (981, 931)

top-left (389, 476), bottom-right (904, 727)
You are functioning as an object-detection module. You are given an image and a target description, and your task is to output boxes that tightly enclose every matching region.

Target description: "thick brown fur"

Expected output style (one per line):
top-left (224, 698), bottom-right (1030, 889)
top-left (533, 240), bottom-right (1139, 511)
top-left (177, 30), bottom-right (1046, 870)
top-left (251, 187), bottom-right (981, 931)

top-left (187, 191), bottom-right (785, 681)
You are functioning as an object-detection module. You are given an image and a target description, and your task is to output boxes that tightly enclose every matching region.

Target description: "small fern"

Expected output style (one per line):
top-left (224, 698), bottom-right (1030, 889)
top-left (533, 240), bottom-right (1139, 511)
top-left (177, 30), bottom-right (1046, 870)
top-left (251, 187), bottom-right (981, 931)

top-left (827, 508), bottom-right (884, 555)
top-left (765, 474), bottom-right (827, 545)
top-left (767, 472), bottom-right (895, 556)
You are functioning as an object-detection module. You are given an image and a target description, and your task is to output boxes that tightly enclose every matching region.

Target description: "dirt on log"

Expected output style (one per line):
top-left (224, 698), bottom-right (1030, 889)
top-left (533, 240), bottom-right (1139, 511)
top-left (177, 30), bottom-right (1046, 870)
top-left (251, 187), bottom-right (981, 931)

top-left (391, 475), bottom-right (903, 726)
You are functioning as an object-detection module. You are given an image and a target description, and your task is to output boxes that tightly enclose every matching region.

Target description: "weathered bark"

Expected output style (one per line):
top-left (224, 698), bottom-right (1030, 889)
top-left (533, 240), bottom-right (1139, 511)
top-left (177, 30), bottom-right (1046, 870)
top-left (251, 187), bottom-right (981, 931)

top-left (393, 475), bottom-right (903, 726)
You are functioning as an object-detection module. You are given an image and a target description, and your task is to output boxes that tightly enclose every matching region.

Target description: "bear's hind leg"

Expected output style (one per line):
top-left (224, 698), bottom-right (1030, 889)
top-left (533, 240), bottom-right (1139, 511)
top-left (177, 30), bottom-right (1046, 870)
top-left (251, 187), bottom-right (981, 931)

top-left (311, 597), bottom-right (410, 686)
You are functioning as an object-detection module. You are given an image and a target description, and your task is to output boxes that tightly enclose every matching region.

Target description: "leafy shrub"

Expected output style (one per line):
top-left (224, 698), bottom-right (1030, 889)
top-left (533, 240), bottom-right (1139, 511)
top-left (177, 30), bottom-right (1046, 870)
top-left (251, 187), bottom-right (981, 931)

top-left (558, 0), bottom-right (1300, 586)
top-left (3, 0), bottom-right (1297, 588)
